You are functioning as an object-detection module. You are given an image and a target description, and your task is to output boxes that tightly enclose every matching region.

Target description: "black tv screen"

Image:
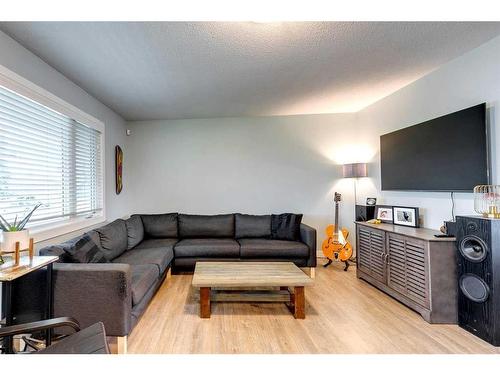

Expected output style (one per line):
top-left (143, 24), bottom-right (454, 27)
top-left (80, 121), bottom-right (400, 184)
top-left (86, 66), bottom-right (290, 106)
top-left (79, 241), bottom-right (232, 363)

top-left (380, 103), bottom-right (489, 192)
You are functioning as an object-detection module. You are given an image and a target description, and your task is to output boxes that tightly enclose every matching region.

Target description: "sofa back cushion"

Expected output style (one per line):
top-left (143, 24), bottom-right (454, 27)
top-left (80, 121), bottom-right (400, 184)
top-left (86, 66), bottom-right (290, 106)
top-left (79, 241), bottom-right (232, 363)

top-left (270, 213), bottom-right (303, 241)
top-left (178, 214), bottom-right (234, 238)
top-left (235, 214), bottom-right (271, 239)
top-left (95, 219), bottom-right (128, 260)
top-left (135, 213), bottom-right (178, 238)
top-left (125, 215), bottom-right (144, 249)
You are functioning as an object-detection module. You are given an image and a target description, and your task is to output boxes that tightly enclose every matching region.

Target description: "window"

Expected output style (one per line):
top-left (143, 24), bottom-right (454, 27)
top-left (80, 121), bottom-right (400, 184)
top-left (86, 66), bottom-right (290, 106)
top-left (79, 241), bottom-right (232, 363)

top-left (0, 83), bottom-right (104, 234)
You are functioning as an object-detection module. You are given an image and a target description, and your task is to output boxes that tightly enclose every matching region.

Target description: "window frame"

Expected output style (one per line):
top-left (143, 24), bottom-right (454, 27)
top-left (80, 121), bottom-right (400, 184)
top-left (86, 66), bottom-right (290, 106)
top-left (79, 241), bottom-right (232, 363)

top-left (0, 64), bottom-right (106, 243)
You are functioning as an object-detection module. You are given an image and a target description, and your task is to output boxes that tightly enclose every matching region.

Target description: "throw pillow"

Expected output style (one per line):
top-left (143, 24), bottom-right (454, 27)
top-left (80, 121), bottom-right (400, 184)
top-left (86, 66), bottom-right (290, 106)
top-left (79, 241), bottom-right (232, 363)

top-left (125, 215), bottom-right (144, 249)
top-left (270, 213), bottom-right (303, 241)
top-left (64, 234), bottom-right (108, 263)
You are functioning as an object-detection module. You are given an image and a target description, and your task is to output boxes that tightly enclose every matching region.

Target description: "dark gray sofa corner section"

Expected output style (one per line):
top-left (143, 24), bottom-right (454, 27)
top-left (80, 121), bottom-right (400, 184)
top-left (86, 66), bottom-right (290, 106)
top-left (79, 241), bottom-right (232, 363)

top-left (235, 213), bottom-right (271, 239)
top-left (178, 214), bottom-right (234, 238)
top-left (41, 211), bottom-right (317, 340)
top-left (95, 219), bottom-right (128, 260)
top-left (134, 213), bottom-right (178, 238)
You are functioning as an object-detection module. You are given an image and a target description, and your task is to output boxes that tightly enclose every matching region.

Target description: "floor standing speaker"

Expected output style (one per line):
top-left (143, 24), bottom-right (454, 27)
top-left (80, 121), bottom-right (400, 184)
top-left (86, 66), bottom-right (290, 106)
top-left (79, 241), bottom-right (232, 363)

top-left (355, 205), bottom-right (375, 222)
top-left (456, 215), bottom-right (500, 346)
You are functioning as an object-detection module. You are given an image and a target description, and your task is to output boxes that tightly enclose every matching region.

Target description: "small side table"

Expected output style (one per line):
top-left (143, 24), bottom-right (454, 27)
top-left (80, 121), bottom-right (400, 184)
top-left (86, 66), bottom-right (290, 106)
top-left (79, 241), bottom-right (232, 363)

top-left (0, 255), bottom-right (58, 354)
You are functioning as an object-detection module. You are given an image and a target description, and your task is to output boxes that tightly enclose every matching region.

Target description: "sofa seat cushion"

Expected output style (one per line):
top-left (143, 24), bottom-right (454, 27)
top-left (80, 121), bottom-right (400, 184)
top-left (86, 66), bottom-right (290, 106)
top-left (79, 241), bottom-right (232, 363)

top-left (112, 243), bottom-right (174, 274)
top-left (174, 238), bottom-right (240, 258)
top-left (130, 264), bottom-right (159, 305)
top-left (238, 238), bottom-right (309, 258)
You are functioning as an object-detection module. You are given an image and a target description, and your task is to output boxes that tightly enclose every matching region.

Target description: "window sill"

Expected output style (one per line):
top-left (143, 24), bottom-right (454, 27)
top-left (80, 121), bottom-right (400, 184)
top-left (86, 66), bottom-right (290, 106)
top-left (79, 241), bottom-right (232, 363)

top-left (29, 216), bottom-right (106, 244)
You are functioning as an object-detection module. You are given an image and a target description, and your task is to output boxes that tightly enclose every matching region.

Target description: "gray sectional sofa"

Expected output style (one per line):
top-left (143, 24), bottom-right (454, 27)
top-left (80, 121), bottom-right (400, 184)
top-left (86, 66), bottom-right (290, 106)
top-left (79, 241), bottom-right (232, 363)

top-left (39, 213), bottom-right (317, 352)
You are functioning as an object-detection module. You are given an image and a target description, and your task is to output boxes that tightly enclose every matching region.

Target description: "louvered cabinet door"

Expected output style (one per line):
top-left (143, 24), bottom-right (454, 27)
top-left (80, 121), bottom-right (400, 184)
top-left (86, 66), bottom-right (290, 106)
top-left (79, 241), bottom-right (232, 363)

top-left (404, 238), bottom-right (429, 308)
top-left (387, 233), bottom-right (430, 308)
top-left (386, 236), bottom-right (407, 295)
top-left (369, 229), bottom-right (386, 283)
top-left (357, 227), bottom-right (372, 274)
top-left (357, 226), bottom-right (386, 283)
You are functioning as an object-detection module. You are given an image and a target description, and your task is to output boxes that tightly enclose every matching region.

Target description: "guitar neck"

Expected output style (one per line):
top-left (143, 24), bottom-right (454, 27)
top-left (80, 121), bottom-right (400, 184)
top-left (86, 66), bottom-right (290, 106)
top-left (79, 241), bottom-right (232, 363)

top-left (334, 201), bottom-right (339, 232)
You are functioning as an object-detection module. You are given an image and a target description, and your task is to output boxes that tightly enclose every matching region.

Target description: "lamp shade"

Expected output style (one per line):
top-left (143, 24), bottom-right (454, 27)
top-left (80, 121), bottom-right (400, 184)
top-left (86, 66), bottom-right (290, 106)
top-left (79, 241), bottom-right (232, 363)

top-left (343, 163), bottom-right (367, 178)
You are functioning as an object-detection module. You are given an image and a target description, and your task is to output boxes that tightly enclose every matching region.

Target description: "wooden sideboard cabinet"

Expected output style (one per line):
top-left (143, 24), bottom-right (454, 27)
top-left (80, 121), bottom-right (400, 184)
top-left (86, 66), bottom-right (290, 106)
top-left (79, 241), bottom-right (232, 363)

top-left (355, 221), bottom-right (458, 323)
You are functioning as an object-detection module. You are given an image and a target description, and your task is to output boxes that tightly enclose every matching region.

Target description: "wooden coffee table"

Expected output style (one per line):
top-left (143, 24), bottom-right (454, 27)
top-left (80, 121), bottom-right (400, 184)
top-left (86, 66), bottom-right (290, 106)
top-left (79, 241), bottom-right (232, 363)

top-left (192, 262), bottom-right (314, 319)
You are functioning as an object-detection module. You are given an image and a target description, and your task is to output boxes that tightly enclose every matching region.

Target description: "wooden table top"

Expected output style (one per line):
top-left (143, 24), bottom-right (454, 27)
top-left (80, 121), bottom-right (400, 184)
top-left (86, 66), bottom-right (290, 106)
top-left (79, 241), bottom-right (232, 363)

top-left (192, 262), bottom-right (314, 288)
top-left (355, 221), bottom-right (456, 242)
top-left (0, 256), bottom-right (59, 282)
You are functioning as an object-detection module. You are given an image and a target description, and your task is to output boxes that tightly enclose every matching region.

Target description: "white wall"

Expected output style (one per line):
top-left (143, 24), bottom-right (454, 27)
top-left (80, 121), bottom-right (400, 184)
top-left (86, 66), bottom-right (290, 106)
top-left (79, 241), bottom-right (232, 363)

top-left (127, 114), bottom-right (358, 234)
top-left (126, 34), bottom-right (500, 241)
top-left (0, 31), bottom-right (132, 317)
top-left (0, 31), bottom-right (131, 246)
top-left (353, 35), bottom-right (500, 230)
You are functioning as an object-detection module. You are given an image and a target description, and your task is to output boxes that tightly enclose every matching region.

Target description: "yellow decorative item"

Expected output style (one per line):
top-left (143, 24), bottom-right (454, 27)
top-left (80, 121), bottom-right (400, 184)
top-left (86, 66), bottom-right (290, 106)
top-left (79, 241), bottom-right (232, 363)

top-left (474, 185), bottom-right (500, 219)
top-left (366, 219), bottom-right (381, 224)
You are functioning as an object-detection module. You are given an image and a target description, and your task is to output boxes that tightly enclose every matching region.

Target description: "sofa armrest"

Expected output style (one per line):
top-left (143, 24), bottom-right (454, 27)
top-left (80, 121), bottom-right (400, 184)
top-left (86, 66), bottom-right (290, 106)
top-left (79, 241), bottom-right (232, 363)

top-left (300, 223), bottom-right (317, 267)
top-left (52, 263), bottom-right (132, 337)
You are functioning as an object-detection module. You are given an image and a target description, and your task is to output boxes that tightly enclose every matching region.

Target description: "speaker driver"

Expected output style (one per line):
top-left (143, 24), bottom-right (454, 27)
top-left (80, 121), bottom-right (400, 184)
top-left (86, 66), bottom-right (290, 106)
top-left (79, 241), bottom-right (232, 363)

top-left (459, 274), bottom-right (490, 303)
top-left (459, 235), bottom-right (488, 262)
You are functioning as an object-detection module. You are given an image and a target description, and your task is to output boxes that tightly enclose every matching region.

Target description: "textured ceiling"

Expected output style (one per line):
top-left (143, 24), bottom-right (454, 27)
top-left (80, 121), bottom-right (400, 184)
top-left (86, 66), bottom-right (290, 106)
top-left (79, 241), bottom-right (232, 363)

top-left (1, 22), bottom-right (500, 121)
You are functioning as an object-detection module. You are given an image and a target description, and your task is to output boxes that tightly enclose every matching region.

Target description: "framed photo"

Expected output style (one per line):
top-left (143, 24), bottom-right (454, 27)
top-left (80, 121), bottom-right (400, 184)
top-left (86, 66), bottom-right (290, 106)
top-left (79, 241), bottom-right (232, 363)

top-left (366, 198), bottom-right (377, 206)
top-left (392, 206), bottom-right (419, 228)
top-left (376, 205), bottom-right (393, 223)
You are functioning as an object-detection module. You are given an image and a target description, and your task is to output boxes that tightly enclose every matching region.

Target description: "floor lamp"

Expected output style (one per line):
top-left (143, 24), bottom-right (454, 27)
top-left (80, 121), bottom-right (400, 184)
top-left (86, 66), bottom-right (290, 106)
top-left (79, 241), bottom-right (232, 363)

top-left (342, 162), bottom-right (368, 206)
top-left (342, 163), bottom-right (368, 262)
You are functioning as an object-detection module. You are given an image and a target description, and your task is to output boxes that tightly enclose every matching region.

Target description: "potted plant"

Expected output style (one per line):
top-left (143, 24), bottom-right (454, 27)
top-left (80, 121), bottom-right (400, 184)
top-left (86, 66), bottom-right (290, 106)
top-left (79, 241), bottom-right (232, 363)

top-left (0, 203), bottom-right (42, 257)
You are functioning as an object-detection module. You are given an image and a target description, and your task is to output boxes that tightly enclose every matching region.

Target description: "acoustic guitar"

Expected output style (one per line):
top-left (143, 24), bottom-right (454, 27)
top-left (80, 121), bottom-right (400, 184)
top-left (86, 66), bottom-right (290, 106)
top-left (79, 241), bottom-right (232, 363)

top-left (321, 192), bottom-right (353, 271)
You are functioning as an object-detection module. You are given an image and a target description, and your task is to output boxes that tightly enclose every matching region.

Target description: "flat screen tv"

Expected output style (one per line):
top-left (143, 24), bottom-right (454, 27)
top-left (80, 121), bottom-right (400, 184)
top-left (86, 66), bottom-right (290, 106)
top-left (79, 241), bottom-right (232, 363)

top-left (380, 103), bottom-right (489, 192)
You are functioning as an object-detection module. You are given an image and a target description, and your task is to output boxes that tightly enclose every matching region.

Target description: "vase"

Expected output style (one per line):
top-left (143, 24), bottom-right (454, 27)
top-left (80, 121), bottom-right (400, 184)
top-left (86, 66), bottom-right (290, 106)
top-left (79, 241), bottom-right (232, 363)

top-left (1, 229), bottom-right (30, 253)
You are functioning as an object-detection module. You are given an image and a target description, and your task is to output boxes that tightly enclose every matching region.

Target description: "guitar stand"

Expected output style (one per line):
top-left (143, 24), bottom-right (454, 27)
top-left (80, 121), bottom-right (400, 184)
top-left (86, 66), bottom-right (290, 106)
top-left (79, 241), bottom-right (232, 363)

top-left (323, 259), bottom-right (350, 271)
top-left (343, 260), bottom-right (350, 272)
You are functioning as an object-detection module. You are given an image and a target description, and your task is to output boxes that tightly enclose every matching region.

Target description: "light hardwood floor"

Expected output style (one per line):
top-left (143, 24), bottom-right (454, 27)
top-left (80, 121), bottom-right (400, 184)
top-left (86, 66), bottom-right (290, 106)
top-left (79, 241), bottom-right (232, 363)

top-left (128, 261), bottom-right (500, 354)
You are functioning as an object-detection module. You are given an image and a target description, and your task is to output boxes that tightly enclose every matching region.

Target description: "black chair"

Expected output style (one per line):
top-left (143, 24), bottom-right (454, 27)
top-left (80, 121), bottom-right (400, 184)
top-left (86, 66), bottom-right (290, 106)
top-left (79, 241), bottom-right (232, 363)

top-left (0, 317), bottom-right (110, 354)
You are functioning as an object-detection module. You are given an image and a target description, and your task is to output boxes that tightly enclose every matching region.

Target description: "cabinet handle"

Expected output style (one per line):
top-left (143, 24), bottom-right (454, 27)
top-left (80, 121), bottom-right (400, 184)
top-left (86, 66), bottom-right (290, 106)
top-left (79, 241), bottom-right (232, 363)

top-left (384, 254), bottom-right (390, 264)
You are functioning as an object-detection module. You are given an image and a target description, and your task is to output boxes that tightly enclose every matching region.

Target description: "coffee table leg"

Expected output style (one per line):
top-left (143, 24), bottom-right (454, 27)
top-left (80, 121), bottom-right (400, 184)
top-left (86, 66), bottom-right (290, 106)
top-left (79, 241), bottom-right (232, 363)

top-left (200, 287), bottom-right (211, 318)
top-left (294, 286), bottom-right (305, 319)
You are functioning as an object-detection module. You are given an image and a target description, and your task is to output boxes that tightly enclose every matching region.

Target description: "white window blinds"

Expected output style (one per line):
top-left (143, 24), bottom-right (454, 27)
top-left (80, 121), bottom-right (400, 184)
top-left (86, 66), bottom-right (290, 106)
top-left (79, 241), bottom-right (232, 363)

top-left (0, 84), bottom-right (103, 228)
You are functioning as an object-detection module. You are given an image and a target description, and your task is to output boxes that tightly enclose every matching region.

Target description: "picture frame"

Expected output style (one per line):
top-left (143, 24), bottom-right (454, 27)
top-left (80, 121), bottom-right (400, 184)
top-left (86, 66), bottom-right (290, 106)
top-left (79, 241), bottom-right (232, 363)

top-left (392, 206), bottom-right (419, 228)
top-left (115, 145), bottom-right (123, 194)
top-left (375, 205), bottom-right (393, 223)
top-left (366, 197), bottom-right (377, 206)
